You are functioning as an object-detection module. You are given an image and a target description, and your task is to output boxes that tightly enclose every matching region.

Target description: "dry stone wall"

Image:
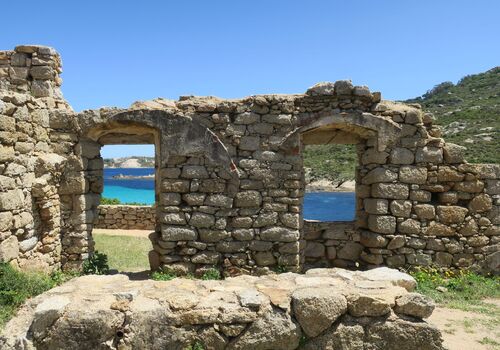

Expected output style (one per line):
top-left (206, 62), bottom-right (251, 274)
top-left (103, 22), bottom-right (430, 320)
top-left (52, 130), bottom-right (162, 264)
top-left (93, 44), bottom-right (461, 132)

top-left (0, 45), bottom-right (71, 272)
top-left (95, 205), bottom-right (155, 230)
top-left (0, 45), bottom-right (498, 275)
top-left (0, 268), bottom-right (444, 350)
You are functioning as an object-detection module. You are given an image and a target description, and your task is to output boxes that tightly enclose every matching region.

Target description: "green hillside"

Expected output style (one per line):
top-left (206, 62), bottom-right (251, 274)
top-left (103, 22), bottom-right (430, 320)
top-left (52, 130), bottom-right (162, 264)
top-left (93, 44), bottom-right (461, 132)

top-left (405, 67), bottom-right (499, 164)
top-left (302, 67), bottom-right (499, 186)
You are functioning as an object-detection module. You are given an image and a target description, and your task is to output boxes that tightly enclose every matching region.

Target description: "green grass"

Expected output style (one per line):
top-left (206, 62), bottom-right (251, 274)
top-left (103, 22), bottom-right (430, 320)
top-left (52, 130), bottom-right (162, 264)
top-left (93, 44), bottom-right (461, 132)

top-left (410, 267), bottom-right (500, 315)
top-left (0, 264), bottom-right (77, 328)
top-left (93, 234), bottom-right (151, 272)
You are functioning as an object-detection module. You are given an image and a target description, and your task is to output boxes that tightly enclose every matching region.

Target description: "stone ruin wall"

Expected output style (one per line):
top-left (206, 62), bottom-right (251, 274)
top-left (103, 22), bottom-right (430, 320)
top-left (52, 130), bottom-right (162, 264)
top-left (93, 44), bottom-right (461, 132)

top-left (0, 45), bottom-right (498, 275)
top-left (95, 205), bottom-right (155, 230)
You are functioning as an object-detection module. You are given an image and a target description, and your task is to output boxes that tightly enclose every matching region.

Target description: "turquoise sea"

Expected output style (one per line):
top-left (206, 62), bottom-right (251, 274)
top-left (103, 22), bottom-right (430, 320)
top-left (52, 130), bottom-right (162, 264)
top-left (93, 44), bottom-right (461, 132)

top-left (103, 168), bottom-right (355, 221)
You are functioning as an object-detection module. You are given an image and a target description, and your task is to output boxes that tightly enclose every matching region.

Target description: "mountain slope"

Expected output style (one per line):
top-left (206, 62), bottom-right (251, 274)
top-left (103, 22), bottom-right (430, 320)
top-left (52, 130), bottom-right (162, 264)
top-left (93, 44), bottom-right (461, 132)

top-left (405, 67), bottom-right (499, 164)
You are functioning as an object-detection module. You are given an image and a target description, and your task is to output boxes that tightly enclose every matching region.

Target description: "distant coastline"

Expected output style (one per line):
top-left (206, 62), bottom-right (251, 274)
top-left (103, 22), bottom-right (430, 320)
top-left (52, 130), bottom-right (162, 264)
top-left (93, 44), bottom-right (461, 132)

top-left (111, 173), bottom-right (154, 180)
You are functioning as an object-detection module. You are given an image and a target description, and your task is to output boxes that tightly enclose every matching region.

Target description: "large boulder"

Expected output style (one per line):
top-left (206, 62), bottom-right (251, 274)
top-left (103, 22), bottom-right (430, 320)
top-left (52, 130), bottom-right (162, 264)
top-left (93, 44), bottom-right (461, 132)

top-left (291, 287), bottom-right (347, 337)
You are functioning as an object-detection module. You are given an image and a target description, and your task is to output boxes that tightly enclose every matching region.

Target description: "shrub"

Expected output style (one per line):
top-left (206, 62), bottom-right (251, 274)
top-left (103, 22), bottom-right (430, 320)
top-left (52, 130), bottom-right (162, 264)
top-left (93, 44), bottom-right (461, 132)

top-left (200, 268), bottom-right (222, 280)
top-left (100, 197), bottom-right (121, 205)
top-left (82, 251), bottom-right (109, 275)
top-left (150, 270), bottom-right (177, 281)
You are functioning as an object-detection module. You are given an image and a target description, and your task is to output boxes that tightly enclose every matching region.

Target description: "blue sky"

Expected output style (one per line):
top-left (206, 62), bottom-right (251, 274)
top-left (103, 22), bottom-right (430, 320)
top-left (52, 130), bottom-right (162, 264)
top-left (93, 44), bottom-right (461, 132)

top-left (3, 0), bottom-right (499, 158)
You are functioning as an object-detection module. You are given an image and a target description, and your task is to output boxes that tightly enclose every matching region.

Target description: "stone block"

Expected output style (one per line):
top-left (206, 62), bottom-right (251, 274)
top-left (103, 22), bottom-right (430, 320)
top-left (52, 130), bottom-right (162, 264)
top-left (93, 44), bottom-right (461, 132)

top-left (394, 293), bottom-right (434, 319)
top-left (215, 241), bottom-right (248, 253)
top-left (414, 204), bottom-right (435, 220)
top-left (368, 215), bottom-right (396, 234)
top-left (371, 183), bottom-right (409, 199)
top-left (399, 166), bottom-right (427, 184)
top-left (205, 194), bottom-right (232, 208)
top-left (443, 143), bottom-right (466, 164)
top-left (398, 219), bottom-right (421, 234)
top-left (416, 146), bottom-right (443, 164)
top-left (436, 206), bottom-right (468, 224)
top-left (304, 242), bottom-right (325, 258)
top-left (360, 231), bottom-right (388, 247)
top-left (0, 189), bottom-right (24, 210)
top-left (199, 229), bottom-right (231, 242)
top-left (181, 165), bottom-right (209, 179)
top-left (387, 235), bottom-right (406, 249)
top-left (364, 199), bottom-right (389, 214)
top-left (389, 148), bottom-right (414, 165)
top-left (362, 168), bottom-right (397, 185)
top-left (0, 235), bottom-right (19, 262)
top-left (189, 212), bottom-right (215, 228)
top-left (232, 229), bottom-right (254, 241)
top-left (337, 242), bottom-right (363, 260)
top-left (468, 194), bottom-right (492, 213)
top-left (425, 222), bottom-right (455, 236)
top-left (160, 213), bottom-right (186, 225)
top-left (191, 252), bottom-right (221, 265)
top-left (239, 136), bottom-right (260, 151)
top-left (361, 149), bottom-right (389, 165)
top-left (160, 193), bottom-right (181, 206)
top-left (161, 226), bottom-right (197, 241)
top-left (260, 227), bottom-right (299, 242)
top-left (253, 251), bottom-right (276, 265)
top-left (235, 191), bottom-right (262, 207)
top-left (390, 200), bottom-right (412, 217)
top-left (162, 179), bottom-right (190, 193)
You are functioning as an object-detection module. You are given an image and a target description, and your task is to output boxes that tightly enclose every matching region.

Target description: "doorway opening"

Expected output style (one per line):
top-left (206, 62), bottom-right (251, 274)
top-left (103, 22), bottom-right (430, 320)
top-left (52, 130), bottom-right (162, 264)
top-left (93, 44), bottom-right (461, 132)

top-left (303, 143), bottom-right (357, 222)
top-left (93, 144), bottom-right (156, 274)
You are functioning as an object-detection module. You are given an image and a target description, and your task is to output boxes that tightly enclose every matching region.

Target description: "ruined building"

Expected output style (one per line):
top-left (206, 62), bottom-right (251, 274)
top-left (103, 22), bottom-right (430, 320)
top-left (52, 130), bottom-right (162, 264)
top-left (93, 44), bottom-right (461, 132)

top-left (0, 45), bottom-right (498, 275)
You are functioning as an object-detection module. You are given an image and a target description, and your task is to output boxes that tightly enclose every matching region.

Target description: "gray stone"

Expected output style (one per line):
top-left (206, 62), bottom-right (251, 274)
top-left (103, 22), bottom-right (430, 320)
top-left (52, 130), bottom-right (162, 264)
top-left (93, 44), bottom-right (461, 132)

top-left (181, 165), bottom-right (209, 179)
top-left (368, 215), bottom-right (396, 234)
top-left (292, 288), bottom-right (347, 337)
top-left (235, 191), bottom-right (262, 207)
top-left (399, 166), bottom-right (427, 184)
top-left (364, 198), bottom-right (389, 214)
top-left (189, 212), bottom-right (215, 228)
top-left (19, 236), bottom-right (38, 252)
top-left (260, 227), bottom-right (299, 242)
top-left (390, 148), bottom-right (414, 165)
top-left (0, 235), bottom-right (18, 262)
top-left (372, 183), bottom-right (409, 199)
top-left (394, 293), bottom-right (435, 319)
top-left (161, 226), bottom-right (197, 241)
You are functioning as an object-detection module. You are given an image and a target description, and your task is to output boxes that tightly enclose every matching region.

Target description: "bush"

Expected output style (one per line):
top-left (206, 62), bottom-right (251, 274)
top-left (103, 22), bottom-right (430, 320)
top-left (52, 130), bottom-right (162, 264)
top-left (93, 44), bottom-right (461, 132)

top-left (82, 251), bottom-right (109, 275)
top-left (0, 263), bottom-right (78, 328)
top-left (200, 268), bottom-right (222, 280)
top-left (100, 197), bottom-right (121, 205)
top-left (150, 269), bottom-right (177, 281)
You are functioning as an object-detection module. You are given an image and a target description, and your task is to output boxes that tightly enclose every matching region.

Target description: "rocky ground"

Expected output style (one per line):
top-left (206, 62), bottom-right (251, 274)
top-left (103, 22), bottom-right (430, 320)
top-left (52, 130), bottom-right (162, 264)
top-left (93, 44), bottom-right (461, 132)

top-left (0, 267), bottom-right (443, 350)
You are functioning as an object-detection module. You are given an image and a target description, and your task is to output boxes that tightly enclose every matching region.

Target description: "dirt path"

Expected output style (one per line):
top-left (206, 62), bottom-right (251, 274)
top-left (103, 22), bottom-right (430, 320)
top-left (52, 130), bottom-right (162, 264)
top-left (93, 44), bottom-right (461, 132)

top-left (93, 228), bottom-right (152, 238)
top-left (428, 300), bottom-right (500, 350)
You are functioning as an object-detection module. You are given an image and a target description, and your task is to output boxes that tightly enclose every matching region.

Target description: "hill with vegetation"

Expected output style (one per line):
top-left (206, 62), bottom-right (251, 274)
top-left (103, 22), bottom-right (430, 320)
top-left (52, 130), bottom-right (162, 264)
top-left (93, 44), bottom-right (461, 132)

top-left (405, 66), bottom-right (499, 164)
top-left (303, 67), bottom-right (499, 187)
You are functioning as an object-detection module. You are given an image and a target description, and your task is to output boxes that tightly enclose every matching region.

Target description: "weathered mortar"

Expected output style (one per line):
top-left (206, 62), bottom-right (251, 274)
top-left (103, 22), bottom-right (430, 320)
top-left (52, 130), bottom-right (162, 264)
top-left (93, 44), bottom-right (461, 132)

top-left (0, 45), bottom-right (498, 275)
